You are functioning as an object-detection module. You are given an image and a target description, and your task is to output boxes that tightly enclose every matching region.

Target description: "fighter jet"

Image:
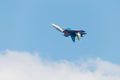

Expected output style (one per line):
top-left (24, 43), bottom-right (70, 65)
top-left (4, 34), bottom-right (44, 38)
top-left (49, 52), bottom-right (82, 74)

top-left (51, 24), bottom-right (86, 42)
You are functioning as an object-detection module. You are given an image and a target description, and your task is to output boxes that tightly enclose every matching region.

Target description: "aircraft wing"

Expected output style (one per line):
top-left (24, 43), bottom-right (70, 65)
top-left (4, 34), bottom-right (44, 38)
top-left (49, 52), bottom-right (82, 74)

top-left (51, 24), bottom-right (64, 32)
top-left (70, 35), bottom-right (76, 42)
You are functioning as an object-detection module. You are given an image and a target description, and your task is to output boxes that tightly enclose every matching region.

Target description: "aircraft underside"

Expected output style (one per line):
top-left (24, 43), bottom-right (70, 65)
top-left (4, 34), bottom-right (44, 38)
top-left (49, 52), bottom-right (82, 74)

top-left (51, 24), bottom-right (86, 42)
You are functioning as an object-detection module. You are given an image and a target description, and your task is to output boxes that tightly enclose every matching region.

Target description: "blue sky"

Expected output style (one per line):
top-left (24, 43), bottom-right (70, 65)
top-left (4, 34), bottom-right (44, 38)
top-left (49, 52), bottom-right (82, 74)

top-left (0, 0), bottom-right (120, 63)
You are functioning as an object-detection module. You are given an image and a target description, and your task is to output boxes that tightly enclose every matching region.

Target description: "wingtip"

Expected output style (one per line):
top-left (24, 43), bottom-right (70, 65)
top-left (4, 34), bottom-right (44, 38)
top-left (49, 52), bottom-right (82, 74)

top-left (51, 24), bottom-right (55, 26)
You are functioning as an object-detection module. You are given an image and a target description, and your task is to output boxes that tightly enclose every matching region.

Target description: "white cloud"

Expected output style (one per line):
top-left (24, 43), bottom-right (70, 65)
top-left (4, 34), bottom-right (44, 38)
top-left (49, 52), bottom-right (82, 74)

top-left (0, 50), bottom-right (120, 80)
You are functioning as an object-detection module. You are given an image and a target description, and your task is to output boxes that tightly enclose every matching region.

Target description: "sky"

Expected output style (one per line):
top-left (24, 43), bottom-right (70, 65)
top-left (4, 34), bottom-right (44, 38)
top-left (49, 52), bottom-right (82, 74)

top-left (0, 0), bottom-right (120, 80)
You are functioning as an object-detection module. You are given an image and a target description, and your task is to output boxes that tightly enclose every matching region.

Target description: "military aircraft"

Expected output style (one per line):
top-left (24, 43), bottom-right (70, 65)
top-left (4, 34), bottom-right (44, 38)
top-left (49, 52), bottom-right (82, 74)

top-left (51, 24), bottom-right (86, 42)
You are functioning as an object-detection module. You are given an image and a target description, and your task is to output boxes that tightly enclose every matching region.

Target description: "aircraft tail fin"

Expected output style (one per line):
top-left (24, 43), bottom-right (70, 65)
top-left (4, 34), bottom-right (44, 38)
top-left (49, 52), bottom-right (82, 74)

top-left (80, 30), bottom-right (87, 37)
